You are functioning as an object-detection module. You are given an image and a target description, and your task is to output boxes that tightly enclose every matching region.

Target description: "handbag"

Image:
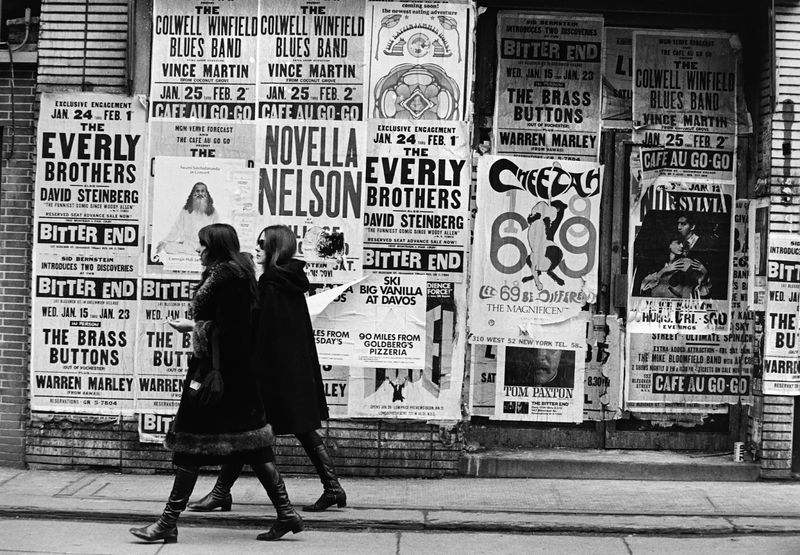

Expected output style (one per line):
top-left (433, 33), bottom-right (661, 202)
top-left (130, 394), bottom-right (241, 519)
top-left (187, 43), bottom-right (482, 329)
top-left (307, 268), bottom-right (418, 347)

top-left (186, 328), bottom-right (224, 408)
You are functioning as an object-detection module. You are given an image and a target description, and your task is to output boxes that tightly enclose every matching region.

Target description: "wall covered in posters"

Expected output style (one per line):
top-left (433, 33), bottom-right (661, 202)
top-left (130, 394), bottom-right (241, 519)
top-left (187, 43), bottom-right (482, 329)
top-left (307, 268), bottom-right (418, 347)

top-left (469, 313), bottom-right (622, 422)
top-left (134, 0), bottom-right (473, 437)
top-left (30, 3), bottom-right (771, 439)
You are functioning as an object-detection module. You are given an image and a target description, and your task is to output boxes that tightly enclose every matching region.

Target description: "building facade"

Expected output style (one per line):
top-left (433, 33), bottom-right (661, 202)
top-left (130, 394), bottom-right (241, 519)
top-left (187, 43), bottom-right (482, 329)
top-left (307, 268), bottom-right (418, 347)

top-left (2, 0), bottom-right (799, 479)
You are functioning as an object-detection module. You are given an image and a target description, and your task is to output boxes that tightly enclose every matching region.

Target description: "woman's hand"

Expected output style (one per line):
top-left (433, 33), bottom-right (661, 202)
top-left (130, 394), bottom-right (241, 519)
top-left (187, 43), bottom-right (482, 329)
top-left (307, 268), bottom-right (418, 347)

top-left (167, 319), bottom-right (195, 333)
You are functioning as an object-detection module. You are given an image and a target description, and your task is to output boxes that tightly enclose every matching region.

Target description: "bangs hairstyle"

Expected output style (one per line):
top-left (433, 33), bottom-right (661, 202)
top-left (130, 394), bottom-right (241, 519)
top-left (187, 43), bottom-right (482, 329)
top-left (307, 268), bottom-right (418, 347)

top-left (198, 223), bottom-right (257, 299)
top-left (257, 225), bottom-right (296, 271)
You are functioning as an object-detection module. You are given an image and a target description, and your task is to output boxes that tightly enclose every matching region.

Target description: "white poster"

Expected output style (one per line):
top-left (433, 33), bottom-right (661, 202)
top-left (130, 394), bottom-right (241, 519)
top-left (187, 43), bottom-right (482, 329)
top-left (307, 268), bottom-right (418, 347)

top-left (633, 31), bottom-right (737, 183)
top-left (494, 12), bottom-right (603, 160)
top-left (469, 312), bottom-right (617, 422)
top-left (31, 94), bottom-right (147, 415)
top-left (255, 120), bottom-right (365, 283)
top-left (763, 234), bottom-right (800, 395)
top-left (150, 0), bottom-right (258, 121)
top-left (364, 119), bottom-right (470, 281)
top-left (469, 155), bottom-right (602, 345)
top-left (493, 340), bottom-right (586, 423)
top-left (258, 0), bottom-right (366, 121)
top-left (134, 278), bottom-right (196, 418)
top-left (321, 365), bottom-right (350, 418)
top-left (313, 273), bottom-right (426, 368)
top-left (365, 1), bottom-right (473, 122)
top-left (146, 157), bottom-right (254, 275)
top-left (346, 280), bottom-right (466, 420)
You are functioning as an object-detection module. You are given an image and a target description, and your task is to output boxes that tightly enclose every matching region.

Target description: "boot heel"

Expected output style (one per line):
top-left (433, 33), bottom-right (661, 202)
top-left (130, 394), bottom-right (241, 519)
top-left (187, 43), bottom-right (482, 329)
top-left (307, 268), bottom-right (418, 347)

top-left (291, 520), bottom-right (305, 534)
top-left (337, 499), bottom-right (346, 508)
top-left (220, 499), bottom-right (232, 511)
top-left (163, 535), bottom-right (178, 544)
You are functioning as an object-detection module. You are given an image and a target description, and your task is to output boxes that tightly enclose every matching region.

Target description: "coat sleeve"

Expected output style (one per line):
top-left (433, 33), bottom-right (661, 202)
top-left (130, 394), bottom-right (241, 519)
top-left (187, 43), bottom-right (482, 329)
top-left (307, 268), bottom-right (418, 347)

top-left (211, 279), bottom-right (252, 378)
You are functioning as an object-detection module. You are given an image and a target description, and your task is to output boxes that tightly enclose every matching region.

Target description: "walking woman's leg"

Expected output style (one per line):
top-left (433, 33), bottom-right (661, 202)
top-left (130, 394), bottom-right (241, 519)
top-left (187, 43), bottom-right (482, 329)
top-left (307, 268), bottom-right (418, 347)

top-left (249, 448), bottom-right (304, 541)
top-left (297, 430), bottom-right (347, 512)
top-left (129, 465), bottom-right (199, 543)
top-left (188, 461), bottom-right (244, 511)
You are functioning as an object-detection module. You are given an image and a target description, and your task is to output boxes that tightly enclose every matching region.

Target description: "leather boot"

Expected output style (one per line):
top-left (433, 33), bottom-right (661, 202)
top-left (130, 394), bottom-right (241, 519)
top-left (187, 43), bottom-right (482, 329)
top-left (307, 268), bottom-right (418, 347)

top-left (130, 465), bottom-right (198, 543)
top-left (302, 443), bottom-right (346, 512)
top-left (251, 461), bottom-right (304, 541)
top-left (188, 462), bottom-right (243, 512)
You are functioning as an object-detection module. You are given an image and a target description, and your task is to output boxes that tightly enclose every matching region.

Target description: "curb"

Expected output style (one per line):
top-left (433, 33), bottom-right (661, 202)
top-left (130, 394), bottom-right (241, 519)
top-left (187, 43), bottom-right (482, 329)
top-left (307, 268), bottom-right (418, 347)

top-left (4, 506), bottom-right (800, 536)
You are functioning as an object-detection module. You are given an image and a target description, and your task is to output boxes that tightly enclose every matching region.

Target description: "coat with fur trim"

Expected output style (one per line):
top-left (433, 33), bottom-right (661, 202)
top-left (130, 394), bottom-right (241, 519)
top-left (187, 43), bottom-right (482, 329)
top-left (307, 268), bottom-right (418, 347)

top-left (253, 259), bottom-right (329, 435)
top-left (165, 261), bottom-right (273, 464)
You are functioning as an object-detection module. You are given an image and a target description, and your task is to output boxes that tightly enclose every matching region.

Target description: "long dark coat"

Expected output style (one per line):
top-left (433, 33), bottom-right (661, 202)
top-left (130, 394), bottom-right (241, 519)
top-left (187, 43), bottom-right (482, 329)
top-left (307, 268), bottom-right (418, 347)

top-left (165, 261), bottom-right (273, 466)
top-left (253, 259), bottom-right (329, 435)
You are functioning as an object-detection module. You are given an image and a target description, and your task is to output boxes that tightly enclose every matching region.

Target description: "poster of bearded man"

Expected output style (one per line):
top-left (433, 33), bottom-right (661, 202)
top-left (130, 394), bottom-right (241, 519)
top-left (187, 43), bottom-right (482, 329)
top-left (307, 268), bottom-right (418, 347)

top-left (146, 156), bottom-right (255, 275)
top-left (469, 155), bottom-right (603, 347)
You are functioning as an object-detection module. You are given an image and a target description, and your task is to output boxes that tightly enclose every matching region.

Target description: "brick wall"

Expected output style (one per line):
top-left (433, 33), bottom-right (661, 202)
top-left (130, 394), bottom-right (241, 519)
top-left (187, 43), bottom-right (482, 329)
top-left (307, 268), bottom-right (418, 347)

top-left (26, 418), bottom-right (462, 477)
top-left (0, 64), bottom-right (37, 467)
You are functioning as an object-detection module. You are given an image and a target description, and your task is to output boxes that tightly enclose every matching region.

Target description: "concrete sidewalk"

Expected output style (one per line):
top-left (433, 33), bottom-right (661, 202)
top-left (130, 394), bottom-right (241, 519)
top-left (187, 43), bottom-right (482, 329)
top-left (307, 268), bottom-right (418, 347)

top-left (2, 467), bottom-right (800, 535)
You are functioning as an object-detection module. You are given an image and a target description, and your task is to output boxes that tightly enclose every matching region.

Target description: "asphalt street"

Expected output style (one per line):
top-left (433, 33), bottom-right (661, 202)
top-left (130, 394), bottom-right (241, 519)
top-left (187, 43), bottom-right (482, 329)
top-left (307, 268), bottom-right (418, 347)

top-left (4, 517), bottom-right (800, 554)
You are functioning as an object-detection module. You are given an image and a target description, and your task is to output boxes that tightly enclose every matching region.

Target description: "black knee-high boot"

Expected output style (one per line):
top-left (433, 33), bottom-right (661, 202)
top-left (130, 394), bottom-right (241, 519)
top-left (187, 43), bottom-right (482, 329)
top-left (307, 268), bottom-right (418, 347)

top-left (251, 461), bottom-right (304, 541)
top-left (130, 465), bottom-right (199, 543)
top-left (302, 442), bottom-right (346, 512)
top-left (188, 462), bottom-right (243, 512)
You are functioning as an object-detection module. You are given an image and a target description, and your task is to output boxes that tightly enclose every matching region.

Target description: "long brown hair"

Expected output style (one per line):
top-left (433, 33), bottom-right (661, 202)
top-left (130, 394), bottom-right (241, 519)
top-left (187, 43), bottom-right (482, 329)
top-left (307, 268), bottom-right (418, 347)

top-left (257, 225), bottom-right (296, 273)
top-left (198, 223), bottom-right (257, 299)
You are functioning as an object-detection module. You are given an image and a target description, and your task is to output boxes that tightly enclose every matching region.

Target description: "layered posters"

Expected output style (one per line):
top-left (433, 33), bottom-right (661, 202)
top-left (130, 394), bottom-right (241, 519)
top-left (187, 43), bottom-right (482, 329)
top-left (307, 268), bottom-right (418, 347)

top-left (312, 273), bottom-right (426, 368)
top-left (627, 179), bottom-right (735, 334)
top-left (763, 234), bottom-right (800, 395)
top-left (748, 197), bottom-right (769, 311)
top-left (135, 277), bottom-right (197, 443)
top-left (633, 31), bottom-right (737, 183)
top-left (255, 120), bottom-right (365, 283)
top-left (146, 157), bottom-right (255, 275)
top-left (365, 1), bottom-right (473, 122)
top-left (363, 120), bottom-right (470, 281)
top-left (150, 0), bottom-right (258, 121)
top-left (602, 27), bottom-right (632, 127)
top-left (469, 313), bottom-right (621, 421)
top-left (494, 12), bottom-right (602, 160)
top-left (32, 93), bottom-right (147, 414)
top-left (259, 0), bottom-right (366, 121)
top-left (346, 281), bottom-right (466, 420)
top-left (493, 338), bottom-right (586, 423)
top-left (469, 155), bottom-right (602, 345)
top-left (625, 201), bottom-right (754, 412)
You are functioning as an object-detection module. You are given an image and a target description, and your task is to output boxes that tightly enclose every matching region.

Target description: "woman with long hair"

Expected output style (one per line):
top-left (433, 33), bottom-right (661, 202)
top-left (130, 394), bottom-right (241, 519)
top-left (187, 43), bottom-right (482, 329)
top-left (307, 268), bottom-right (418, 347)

top-left (640, 234), bottom-right (709, 298)
top-left (129, 223), bottom-right (303, 544)
top-left (188, 224), bottom-right (346, 515)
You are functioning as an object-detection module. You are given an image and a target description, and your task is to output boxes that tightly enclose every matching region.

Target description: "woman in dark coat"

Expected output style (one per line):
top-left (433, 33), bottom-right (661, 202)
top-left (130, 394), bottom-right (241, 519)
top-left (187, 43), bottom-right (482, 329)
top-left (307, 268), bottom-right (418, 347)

top-left (129, 223), bottom-right (303, 544)
top-left (188, 224), bottom-right (347, 514)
